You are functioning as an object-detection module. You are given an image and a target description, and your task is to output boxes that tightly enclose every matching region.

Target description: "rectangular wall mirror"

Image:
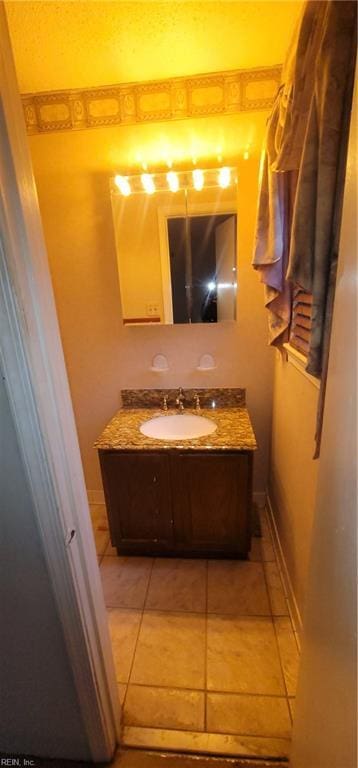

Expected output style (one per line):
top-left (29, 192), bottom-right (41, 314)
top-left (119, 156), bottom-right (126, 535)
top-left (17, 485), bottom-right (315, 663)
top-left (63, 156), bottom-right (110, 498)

top-left (111, 167), bottom-right (238, 325)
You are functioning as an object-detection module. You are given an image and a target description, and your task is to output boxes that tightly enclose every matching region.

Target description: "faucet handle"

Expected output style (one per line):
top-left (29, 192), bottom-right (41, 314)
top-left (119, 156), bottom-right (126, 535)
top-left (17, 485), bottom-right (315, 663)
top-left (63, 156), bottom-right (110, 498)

top-left (163, 395), bottom-right (168, 411)
top-left (194, 393), bottom-right (201, 411)
top-left (176, 387), bottom-right (183, 402)
top-left (175, 387), bottom-right (185, 411)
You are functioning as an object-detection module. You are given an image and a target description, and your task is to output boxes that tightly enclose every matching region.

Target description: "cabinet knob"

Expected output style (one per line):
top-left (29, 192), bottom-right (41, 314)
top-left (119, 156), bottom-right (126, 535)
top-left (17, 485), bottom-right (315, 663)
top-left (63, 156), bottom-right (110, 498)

top-left (153, 475), bottom-right (157, 483)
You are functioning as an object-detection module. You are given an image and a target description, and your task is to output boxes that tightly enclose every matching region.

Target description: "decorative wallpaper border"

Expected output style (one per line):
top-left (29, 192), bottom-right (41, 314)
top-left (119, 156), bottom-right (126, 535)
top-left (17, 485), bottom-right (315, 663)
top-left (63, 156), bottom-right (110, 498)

top-left (22, 65), bottom-right (280, 135)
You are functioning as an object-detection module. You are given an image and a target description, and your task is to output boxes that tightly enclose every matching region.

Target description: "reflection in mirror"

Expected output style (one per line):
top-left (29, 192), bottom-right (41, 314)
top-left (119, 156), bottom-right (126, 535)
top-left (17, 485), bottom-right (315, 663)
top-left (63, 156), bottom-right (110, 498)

top-left (168, 213), bottom-right (237, 323)
top-left (111, 167), bottom-right (238, 325)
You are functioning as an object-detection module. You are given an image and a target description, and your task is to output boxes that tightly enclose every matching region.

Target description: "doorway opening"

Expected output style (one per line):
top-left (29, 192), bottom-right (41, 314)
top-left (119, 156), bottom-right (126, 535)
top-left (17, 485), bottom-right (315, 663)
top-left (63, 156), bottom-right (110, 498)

top-left (167, 213), bottom-right (237, 324)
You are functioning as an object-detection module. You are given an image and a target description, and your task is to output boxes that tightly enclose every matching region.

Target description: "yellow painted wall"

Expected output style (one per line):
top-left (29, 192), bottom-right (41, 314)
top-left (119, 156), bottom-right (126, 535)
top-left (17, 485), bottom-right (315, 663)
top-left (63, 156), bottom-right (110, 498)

top-left (269, 352), bottom-right (320, 622)
top-left (28, 110), bottom-right (274, 495)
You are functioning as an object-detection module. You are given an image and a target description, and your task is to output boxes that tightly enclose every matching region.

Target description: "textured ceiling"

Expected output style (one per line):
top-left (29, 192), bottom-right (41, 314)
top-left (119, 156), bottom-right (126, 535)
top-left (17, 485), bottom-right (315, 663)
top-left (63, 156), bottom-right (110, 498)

top-left (6, 1), bottom-right (303, 93)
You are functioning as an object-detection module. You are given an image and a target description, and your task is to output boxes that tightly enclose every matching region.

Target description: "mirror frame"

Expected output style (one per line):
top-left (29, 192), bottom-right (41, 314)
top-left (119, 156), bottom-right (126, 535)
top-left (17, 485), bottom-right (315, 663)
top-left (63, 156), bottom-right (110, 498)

top-left (111, 167), bottom-right (238, 326)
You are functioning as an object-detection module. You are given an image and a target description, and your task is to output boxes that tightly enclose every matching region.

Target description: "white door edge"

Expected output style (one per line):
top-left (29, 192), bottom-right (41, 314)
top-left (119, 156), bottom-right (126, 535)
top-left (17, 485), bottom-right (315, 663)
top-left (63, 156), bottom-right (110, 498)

top-left (0, 4), bottom-right (120, 761)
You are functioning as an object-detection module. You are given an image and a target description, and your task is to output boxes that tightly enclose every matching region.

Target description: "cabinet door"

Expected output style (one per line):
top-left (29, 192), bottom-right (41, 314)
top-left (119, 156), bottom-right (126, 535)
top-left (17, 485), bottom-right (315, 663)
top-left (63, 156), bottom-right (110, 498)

top-left (174, 452), bottom-right (251, 556)
top-left (100, 452), bottom-right (173, 549)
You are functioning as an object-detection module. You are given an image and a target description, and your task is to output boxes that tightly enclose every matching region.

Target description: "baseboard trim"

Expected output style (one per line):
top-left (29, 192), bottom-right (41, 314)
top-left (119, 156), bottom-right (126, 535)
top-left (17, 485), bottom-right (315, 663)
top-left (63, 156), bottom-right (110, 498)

top-left (88, 489), bottom-right (105, 505)
top-left (266, 492), bottom-right (302, 649)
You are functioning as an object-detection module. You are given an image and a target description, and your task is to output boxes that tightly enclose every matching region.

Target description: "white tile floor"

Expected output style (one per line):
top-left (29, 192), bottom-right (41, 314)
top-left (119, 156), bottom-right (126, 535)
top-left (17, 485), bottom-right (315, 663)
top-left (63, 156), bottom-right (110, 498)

top-left (90, 503), bottom-right (300, 760)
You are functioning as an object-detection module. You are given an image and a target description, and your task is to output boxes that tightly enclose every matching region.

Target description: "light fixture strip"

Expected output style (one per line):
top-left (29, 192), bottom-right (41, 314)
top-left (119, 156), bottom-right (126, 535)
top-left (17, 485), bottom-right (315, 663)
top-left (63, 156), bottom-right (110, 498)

top-left (167, 171), bottom-right (179, 192)
top-left (113, 166), bottom-right (237, 196)
top-left (218, 166), bottom-right (231, 188)
top-left (141, 173), bottom-right (155, 194)
top-left (192, 168), bottom-right (204, 191)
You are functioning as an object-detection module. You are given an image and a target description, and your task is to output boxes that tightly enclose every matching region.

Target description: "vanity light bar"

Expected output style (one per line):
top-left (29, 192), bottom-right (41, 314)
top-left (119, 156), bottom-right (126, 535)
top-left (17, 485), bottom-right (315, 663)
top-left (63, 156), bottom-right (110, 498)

top-left (218, 166), bottom-right (231, 188)
top-left (167, 171), bottom-right (179, 192)
top-left (141, 173), bottom-right (155, 194)
top-left (112, 166), bottom-right (237, 196)
top-left (192, 168), bottom-right (204, 191)
top-left (114, 174), bottom-right (131, 196)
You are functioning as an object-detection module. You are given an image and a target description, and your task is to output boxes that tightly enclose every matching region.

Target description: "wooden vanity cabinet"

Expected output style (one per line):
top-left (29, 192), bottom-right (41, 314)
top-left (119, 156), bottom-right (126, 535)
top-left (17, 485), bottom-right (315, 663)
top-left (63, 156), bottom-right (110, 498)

top-left (172, 453), bottom-right (252, 557)
top-left (99, 452), bottom-right (174, 553)
top-left (99, 450), bottom-right (253, 558)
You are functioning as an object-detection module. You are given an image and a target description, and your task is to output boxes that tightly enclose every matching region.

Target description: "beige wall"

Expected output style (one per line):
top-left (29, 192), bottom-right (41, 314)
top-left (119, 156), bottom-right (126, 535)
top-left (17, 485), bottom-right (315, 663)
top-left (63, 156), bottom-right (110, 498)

top-left (29, 112), bottom-right (274, 496)
top-left (269, 351), bottom-right (320, 622)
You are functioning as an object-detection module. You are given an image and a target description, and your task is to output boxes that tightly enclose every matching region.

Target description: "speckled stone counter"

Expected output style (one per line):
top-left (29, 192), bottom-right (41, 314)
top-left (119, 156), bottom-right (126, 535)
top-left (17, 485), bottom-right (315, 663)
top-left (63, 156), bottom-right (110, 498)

top-left (95, 388), bottom-right (257, 452)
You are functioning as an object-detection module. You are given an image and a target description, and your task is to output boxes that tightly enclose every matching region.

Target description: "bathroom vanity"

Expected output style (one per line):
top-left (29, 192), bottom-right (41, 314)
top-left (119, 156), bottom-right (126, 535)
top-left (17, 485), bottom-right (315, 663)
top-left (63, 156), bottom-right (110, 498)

top-left (95, 389), bottom-right (257, 559)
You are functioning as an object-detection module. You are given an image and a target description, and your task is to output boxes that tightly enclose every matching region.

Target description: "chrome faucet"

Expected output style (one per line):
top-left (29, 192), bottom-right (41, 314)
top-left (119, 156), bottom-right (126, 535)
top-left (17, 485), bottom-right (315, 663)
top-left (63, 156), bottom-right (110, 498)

top-left (162, 395), bottom-right (168, 411)
top-left (194, 393), bottom-right (201, 411)
top-left (175, 387), bottom-right (185, 412)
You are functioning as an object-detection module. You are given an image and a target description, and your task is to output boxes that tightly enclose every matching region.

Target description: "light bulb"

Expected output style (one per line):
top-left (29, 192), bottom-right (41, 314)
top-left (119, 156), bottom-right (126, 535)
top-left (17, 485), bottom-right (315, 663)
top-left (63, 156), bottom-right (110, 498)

top-left (141, 173), bottom-right (155, 194)
top-left (192, 168), bottom-right (204, 191)
top-left (114, 174), bottom-right (131, 196)
top-left (167, 171), bottom-right (179, 193)
top-left (207, 281), bottom-right (216, 292)
top-left (218, 167), bottom-right (231, 188)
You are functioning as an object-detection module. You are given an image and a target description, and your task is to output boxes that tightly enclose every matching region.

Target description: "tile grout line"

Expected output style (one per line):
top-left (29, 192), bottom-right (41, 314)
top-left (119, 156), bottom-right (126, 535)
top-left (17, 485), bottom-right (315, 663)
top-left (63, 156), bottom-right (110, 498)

top-left (261, 544), bottom-right (281, 621)
top-left (287, 700), bottom-right (294, 727)
top-left (204, 558), bottom-right (209, 733)
top-left (102, 602), bottom-right (287, 618)
top-left (262, 558), bottom-right (289, 701)
top-left (123, 722), bottom-right (292, 742)
top-left (97, 537), bottom-right (110, 566)
top-left (115, 678), bottom-right (298, 699)
top-left (121, 556), bottom-right (156, 714)
top-left (263, 504), bottom-right (302, 652)
top-left (292, 629), bottom-right (301, 655)
top-left (260, 517), bottom-right (293, 716)
top-left (262, 559), bottom-right (291, 619)
top-left (258, 557), bottom-right (272, 615)
top-left (261, 508), bottom-right (301, 694)
top-left (268, 620), bottom-right (293, 725)
top-left (260, 511), bottom-right (293, 709)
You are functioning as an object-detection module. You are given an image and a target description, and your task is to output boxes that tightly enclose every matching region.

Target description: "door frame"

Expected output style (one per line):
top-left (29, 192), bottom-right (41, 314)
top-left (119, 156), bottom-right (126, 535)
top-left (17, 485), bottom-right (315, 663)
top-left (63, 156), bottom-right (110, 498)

top-left (0, 4), bottom-right (120, 761)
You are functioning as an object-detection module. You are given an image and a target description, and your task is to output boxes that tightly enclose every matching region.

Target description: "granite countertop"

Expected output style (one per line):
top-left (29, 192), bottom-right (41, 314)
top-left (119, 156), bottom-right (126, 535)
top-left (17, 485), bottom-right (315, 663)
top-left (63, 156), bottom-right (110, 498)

top-left (95, 390), bottom-right (257, 452)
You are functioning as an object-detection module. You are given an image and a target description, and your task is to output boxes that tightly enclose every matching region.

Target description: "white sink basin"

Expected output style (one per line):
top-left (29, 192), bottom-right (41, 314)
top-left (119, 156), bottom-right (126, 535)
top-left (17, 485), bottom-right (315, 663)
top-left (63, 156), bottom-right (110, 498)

top-left (140, 413), bottom-right (217, 441)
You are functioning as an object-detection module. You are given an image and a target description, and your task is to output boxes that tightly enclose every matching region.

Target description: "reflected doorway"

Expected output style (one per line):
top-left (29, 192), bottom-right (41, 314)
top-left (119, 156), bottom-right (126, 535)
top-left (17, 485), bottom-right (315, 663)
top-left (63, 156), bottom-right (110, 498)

top-left (167, 213), bottom-right (237, 323)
